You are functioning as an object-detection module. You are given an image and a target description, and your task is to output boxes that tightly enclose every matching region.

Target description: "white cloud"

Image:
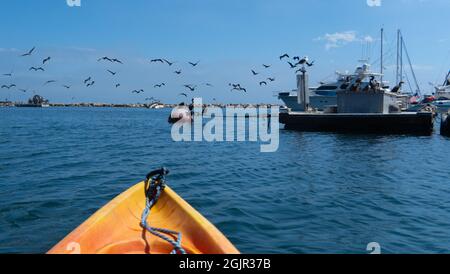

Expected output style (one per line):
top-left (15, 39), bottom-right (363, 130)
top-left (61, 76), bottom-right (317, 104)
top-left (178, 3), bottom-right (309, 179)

top-left (315, 31), bottom-right (375, 50)
top-left (367, 0), bottom-right (382, 7)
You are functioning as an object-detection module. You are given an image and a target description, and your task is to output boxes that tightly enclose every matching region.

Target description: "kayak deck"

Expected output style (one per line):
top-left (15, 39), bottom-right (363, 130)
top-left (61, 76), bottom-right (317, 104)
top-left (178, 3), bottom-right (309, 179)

top-left (48, 182), bottom-right (239, 254)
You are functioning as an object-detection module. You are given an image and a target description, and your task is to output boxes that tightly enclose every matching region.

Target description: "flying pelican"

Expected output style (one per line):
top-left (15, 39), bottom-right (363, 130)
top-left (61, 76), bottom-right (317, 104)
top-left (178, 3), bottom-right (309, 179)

top-left (297, 56), bottom-right (314, 67)
top-left (21, 47), bottom-right (35, 57)
top-left (115, 83), bottom-right (121, 88)
top-left (1, 84), bottom-right (16, 89)
top-left (154, 83), bottom-right (165, 88)
top-left (63, 85), bottom-right (71, 89)
top-left (251, 70), bottom-right (259, 76)
top-left (163, 59), bottom-right (175, 66)
top-left (179, 93), bottom-right (188, 97)
top-left (174, 70), bottom-right (182, 75)
top-left (86, 81), bottom-right (95, 87)
top-left (263, 64), bottom-right (271, 68)
top-left (259, 81), bottom-right (267, 86)
top-left (98, 56), bottom-right (113, 62)
top-left (287, 62), bottom-right (297, 69)
top-left (84, 77), bottom-right (92, 84)
top-left (112, 58), bottom-right (123, 64)
top-left (267, 77), bottom-right (275, 82)
top-left (205, 83), bottom-right (214, 87)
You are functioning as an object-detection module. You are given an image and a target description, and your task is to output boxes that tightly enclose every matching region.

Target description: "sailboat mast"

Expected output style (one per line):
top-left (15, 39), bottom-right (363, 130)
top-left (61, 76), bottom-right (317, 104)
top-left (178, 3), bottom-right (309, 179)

top-left (396, 29), bottom-right (400, 85)
top-left (380, 28), bottom-right (384, 84)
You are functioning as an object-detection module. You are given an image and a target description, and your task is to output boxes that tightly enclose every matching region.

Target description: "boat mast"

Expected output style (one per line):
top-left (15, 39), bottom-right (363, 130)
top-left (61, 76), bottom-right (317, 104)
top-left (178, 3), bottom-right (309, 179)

top-left (380, 28), bottom-right (384, 84)
top-left (396, 29), bottom-right (400, 85)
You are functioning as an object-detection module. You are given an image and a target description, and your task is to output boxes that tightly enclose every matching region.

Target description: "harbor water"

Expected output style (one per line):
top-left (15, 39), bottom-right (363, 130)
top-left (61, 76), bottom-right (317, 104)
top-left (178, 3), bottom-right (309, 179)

top-left (1, 107), bottom-right (450, 254)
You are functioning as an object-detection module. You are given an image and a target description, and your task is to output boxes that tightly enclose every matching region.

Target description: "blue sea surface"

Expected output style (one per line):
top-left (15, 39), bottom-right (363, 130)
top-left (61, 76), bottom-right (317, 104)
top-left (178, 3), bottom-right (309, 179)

top-left (1, 107), bottom-right (450, 254)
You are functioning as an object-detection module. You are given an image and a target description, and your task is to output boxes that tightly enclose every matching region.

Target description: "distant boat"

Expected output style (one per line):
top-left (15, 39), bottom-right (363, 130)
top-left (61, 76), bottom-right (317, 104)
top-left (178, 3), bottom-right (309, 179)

top-left (16, 95), bottom-right (50, 108)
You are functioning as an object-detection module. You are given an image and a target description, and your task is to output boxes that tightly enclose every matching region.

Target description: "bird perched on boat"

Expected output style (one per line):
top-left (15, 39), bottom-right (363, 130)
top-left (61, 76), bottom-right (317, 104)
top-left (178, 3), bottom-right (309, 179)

top-left (251, 70), bottom-right (259, 76)
top-left (107, 70), bottom-right (117, 76)
top-left (391, 81), bottom-right (404, 93)
top-left (263, 64), bottom-right (271, 68)
top-left (297, 56), bottom-right (314, 67)
top-left (267, 77), bottom-right (275, 82)
top-left (174, 70), bottom-right (182, 75)
top-left (44, 80), bottom-right (56, 85)
top-left (183, 84), bottom-right (196, 91)
top-left (29, 67), bottom-right (45, 72)
top-left (154, 83), bottom-right (165, 88)
top-left (43, 57), bottom-right (51, 64)
top-left (259, 81), bottom-right (267, 86)
top-left (1, 84), bottom-right (16, 89)
top-left (279, 54), bottom-right (289, 60)
top-left (369, 76), bottom-right (379, 90)
top-left (188, 61), bottom-right (200, 67)
top-left (20, 47), bottom-right (35, 57)
top-left (84, 77), bottom-right (92, 84)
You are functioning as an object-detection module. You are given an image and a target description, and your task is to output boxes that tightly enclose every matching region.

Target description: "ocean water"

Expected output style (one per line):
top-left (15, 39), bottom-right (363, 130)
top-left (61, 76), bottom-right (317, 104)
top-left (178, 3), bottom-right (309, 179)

top-left (1, 107), bottom-right (450, 254)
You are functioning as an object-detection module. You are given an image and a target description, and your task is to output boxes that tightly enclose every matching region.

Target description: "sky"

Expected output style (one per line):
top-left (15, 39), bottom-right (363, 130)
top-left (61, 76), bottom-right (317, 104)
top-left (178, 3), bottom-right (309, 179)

top-left (0, 0), bottom-right (449, 104)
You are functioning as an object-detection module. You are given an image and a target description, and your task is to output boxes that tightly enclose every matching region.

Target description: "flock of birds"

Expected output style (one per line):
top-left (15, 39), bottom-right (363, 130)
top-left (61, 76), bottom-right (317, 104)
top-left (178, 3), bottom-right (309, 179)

top-left (1, 46), bottom-right (315, 102)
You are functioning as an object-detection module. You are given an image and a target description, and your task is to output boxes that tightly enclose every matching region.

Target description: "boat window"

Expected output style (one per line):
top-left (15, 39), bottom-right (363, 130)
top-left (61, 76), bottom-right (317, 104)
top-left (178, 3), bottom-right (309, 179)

top-left (316, 85), bottom-right (338, 91)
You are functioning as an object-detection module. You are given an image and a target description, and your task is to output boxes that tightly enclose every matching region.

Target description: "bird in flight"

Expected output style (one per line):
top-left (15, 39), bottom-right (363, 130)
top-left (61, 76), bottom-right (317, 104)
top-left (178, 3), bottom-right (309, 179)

top-left (112, 58), bottom-right (123, 64)
top-left (86, 81), bottom-right (95, 87)
top-left (293, 56), bottom-right (300, 61)
top-left (44, 80), bottom-right (56, 85)
top-left (188, 61), bottom-right (200, 67)
top-left (84, 77), bottom-right (92, 84)
top-left (29, 67), bottom-right (45, 72)
top-left (279, 53), bottom-right (289, 60)
top-left (288, 62), bottom-right (298, 69)
top-left (205, 83), bottom-right (214, 87)
top-left (267, 77), bottom-right (276, 82)
top-left (150, 59), bottom-right (164, 63)
top-left (259, 81), bottom-right (267, 86)
top-left (63, 85), bottom-right (71, 89)
top-left (251, 70), bottom-right (259, 76)
top-left (179, 93), bottom-right (188, 97)
top-left (115, 83), bottom-right (121, 88)
top-left (263, 64), bottom-right (271, 68)
top-left (107, 70), bottom-right (117, 76)
top-left (21, 47), bottom-right (35, 57)
top-left (183, 84), bottom-right (196, 91)
top-left (174, 70), bottom-right (182, 75)
top-left (1, 84), bottom-right (16, 89)
top-left (19, 88), bottom-right (27, 93)
top-left (163, 59), bottom-right (175, 66)
top-left (98, 56), bottom-right (113, 62)
top-left (132, 89), bottom-right (144, 94)
top-left (43, 57), bottom-right (51, 64)
top-left (154, 83), bottom-right (166, 88)
top-left (3, 72), bottom-right (13, 77)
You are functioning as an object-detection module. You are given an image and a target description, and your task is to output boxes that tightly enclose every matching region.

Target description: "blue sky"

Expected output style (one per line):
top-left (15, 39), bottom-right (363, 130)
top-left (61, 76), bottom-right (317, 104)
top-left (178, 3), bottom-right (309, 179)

top-left (0, 0), bottom-right (449, 104)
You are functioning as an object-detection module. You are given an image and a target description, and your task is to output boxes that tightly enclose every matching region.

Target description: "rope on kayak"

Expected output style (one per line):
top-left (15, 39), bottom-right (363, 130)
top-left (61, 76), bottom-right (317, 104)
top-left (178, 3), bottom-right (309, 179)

top-left (140, 168), bottom-right (187, 254)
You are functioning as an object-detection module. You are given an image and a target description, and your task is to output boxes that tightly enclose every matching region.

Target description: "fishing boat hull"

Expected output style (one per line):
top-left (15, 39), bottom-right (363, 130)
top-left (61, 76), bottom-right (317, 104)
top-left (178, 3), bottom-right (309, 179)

top-left (48, 182), bottom-right (239, 254)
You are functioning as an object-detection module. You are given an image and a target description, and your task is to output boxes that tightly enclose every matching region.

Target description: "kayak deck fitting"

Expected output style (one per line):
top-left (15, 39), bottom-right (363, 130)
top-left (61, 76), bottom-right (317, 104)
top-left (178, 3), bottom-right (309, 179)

top-left (48, 168), bottom-right (239, 254)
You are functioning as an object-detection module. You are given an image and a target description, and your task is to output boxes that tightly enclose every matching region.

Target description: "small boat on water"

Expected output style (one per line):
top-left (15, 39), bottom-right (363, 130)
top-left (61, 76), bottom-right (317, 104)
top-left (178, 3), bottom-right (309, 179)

top-left (48, 168), bottom-right (239, 254)
top-left (15, 95), bottom-right (50, 108)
